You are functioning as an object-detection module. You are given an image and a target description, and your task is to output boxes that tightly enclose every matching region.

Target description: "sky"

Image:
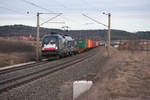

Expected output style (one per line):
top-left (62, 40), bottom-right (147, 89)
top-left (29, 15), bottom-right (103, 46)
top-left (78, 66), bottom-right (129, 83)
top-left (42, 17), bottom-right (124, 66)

top-left (0, 0), bottom-right (150, 32)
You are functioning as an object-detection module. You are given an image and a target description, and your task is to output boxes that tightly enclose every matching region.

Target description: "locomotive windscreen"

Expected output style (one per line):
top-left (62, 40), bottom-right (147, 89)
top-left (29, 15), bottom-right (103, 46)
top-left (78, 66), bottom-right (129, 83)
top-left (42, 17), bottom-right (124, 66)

top-left (43, 37), bottom-right (57, 45)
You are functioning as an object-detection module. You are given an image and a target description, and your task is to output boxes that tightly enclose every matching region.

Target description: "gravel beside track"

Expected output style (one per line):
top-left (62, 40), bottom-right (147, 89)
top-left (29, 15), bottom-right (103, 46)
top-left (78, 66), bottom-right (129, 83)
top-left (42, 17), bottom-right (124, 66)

top-left (0, 46), bottom-right (106, 100)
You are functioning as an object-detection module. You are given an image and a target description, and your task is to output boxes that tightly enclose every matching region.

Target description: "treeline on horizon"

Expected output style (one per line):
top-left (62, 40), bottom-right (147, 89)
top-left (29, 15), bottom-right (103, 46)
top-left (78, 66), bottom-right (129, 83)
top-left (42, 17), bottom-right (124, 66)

top-left (0, 25), bottom-right (149, 40)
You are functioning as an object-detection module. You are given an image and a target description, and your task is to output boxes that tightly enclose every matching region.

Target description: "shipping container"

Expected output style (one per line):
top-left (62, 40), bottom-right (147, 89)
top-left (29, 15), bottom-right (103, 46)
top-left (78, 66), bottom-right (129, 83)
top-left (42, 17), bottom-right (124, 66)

top-left (76, 39), bottom-right (99, 53)
top-left (76, 40), bottom-right (88, 53)
top-left (92, 41), bottom-right (96, 47)
top-left (88, 40), bottom-right (92, 48)
top-left (76, 40), bottom-right (88, 48)
top-left (96, 42), bottom-right (99, 47)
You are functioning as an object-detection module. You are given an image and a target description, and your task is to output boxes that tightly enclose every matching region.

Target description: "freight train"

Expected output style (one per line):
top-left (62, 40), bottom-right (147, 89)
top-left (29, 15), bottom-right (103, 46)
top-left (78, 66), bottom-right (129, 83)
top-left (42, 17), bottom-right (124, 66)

top-left (41, 33), bottom-right (99, 58)
top-left (76, 39), bottom-right (99, 53)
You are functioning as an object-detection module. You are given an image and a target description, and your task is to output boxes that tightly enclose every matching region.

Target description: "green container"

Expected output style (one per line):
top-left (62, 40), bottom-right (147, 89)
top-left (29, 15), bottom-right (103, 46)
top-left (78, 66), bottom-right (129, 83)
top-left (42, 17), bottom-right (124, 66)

top-left (76, 40), bottom-right (88, 48)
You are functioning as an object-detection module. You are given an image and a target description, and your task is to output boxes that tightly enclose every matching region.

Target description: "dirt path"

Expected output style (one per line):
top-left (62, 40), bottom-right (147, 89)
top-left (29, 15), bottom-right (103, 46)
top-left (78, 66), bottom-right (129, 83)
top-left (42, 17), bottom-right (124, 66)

top-left (77, 49), bottom-right (150, 100)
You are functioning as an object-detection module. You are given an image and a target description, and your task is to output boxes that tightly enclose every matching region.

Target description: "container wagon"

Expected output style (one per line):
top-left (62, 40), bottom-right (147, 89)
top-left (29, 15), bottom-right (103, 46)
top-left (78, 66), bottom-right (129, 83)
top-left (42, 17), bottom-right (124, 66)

top-left (76, 40), bottom-right (88, 53)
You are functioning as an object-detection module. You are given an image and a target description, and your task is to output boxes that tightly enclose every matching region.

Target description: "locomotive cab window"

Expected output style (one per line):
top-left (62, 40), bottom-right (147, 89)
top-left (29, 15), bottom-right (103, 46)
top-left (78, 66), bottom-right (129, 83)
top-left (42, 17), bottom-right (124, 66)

top-left (43, 37), bottom-right (57, 45)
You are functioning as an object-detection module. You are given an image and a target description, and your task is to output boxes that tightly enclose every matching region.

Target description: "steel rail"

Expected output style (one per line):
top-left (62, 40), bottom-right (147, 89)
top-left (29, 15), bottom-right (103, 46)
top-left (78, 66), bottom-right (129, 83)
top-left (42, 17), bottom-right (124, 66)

top-left (0, 52), bottom-right (97, 93)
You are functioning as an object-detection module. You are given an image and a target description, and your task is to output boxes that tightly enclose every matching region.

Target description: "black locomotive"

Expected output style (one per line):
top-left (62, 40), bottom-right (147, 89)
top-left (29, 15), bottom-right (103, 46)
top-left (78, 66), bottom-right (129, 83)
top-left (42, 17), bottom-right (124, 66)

top-left (41, 33), bottom-right (76, 58)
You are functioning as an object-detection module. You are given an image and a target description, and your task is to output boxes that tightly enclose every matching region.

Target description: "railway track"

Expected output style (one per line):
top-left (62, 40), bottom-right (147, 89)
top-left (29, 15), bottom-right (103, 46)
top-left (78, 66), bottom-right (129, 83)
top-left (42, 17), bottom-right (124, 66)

top-left (0, 56), bottom-right (61, 75)
top-left (0, 51), bottom-right (97, 93)
top-left (0, 61), bottom-right (48, 75)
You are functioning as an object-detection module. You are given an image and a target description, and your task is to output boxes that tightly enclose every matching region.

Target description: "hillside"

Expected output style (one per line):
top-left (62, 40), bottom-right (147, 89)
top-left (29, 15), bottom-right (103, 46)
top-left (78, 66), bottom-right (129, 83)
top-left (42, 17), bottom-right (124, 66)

top-left (136, 31), bottom-right (150, 40)
top-left (0, 24), bottom-right (144, 40)
top-left (0, 25), bottom-right (62, 37)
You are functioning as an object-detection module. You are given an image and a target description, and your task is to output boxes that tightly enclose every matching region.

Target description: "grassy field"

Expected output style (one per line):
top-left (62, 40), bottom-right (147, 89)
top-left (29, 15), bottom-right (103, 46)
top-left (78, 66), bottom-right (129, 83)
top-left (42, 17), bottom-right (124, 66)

top-left (0, 38), bottom-right (36, 67)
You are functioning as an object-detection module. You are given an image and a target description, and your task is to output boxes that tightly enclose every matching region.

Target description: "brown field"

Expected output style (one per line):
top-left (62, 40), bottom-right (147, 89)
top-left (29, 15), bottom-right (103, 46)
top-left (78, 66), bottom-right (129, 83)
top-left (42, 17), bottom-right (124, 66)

top-left (77, 48), bottom-right (150, 100)
top-left (0, 38), bottom-right (36, 67)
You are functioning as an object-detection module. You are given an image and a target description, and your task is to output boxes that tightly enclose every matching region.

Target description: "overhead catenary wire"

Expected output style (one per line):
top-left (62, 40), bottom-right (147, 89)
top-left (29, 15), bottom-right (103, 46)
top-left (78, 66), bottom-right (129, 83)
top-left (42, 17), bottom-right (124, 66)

top-left (0, 1), bottom-right (42, 17)
top-left (20, 0), bottom-right (82, 26)
top-left (47, 22), bottom-right (65, 24)
top-left (40, 13), bottom-right (63, 26)
top-left (0, 0), bottom-right (100, 30)
top-left (0, 5), bottom-right (37, 19)
top-left (49, 0), bottom-right (99, 28)
top-left (20, 0), bottom-right (54, 13)
top-left (19, 0), bottom-right (68, 25)
top-left (0, 6), bottom-right (23, 14)
top-left (82, 13), bottom-right (108, 27)
top-left (19, 0), bottom-right (65, 25)
top-left (42, 0), bottom-right (83, 25)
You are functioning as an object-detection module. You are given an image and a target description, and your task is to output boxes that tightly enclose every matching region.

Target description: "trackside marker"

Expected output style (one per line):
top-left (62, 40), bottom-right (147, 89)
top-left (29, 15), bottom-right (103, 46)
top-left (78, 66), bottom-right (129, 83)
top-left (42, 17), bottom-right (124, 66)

top-left (73, 80), bottom-right (93, 100)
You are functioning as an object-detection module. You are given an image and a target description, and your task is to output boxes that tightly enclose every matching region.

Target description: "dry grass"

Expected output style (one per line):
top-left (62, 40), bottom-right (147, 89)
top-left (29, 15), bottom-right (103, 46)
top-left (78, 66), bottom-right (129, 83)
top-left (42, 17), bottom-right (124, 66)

top-left (0, 52), bottom-right (35, 67)
top-left (77, 49), bottom-right (150, 100)
top-left (0, 39), bottom-right (35, 53)
top-left (0, 39), bottom-right (36, 67)
top-left (105, 53), bottom-right (150, 99)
